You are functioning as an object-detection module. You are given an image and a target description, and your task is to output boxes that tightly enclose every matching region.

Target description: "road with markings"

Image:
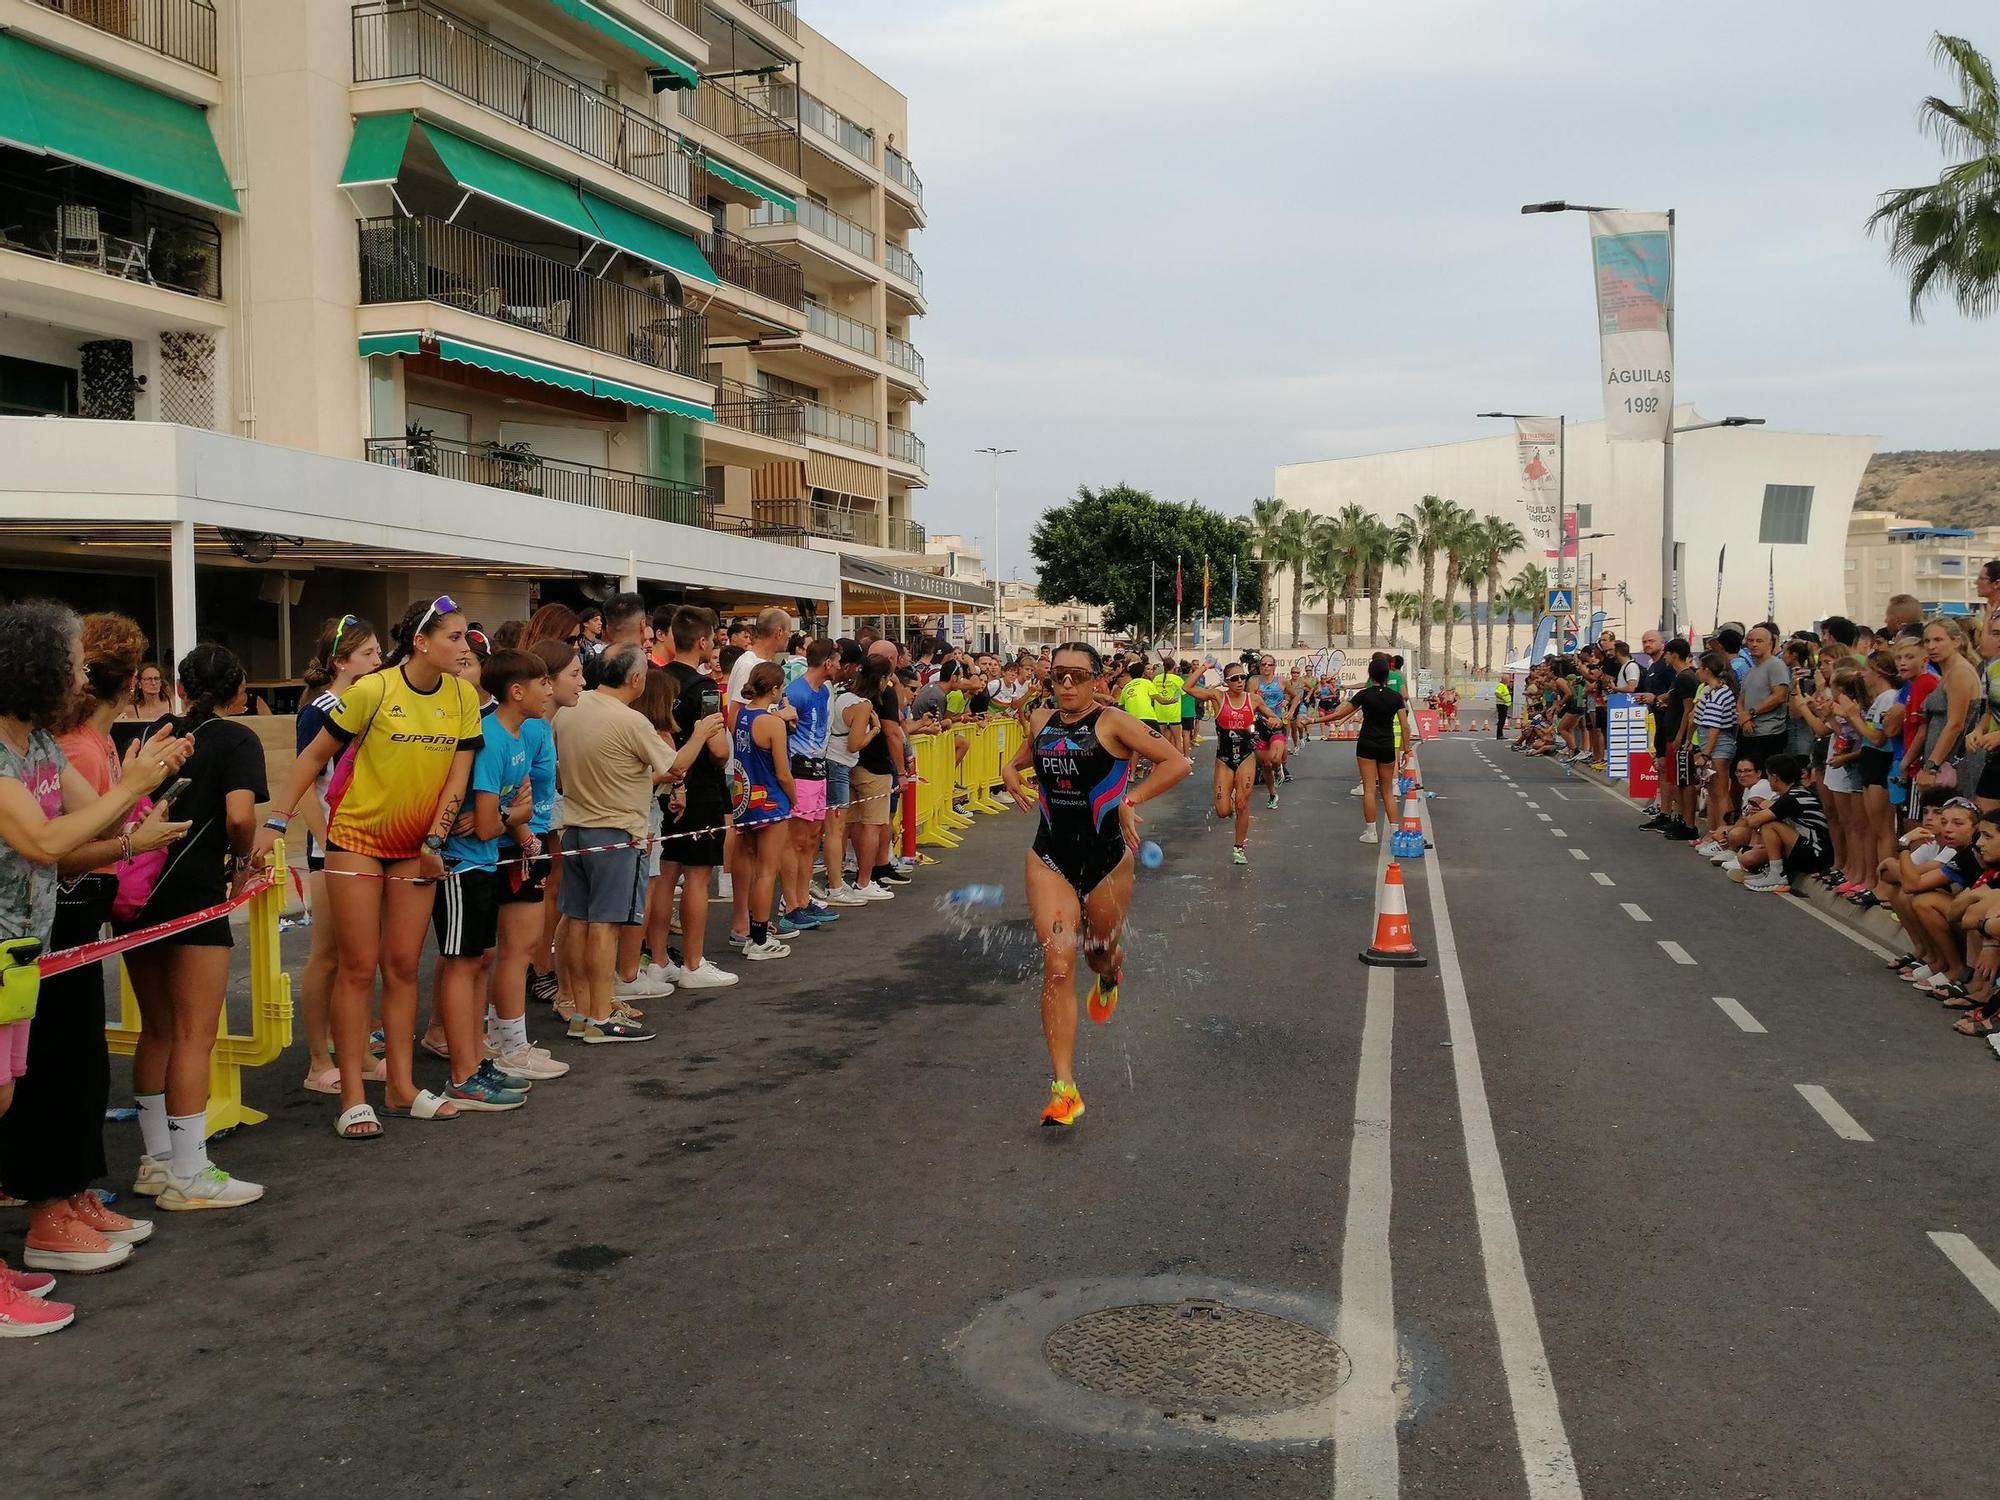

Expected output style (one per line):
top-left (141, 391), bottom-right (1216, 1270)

top-left (14, 733), bottom-right (2000, 1497)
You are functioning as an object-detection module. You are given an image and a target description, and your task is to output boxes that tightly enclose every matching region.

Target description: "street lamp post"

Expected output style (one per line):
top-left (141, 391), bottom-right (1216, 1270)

top-left (1520, 201), bottom-right (1770, 637)
top-left (975, 446), bottom-right (1016, 653)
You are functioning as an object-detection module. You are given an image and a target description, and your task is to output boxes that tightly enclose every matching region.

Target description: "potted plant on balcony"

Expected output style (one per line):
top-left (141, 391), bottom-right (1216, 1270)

top-left (405, 421), bottom-right (438, 475)
top-left (486, 439), bottom-right (543, 495)
top-left (151, 226), bottom-right (216, 295)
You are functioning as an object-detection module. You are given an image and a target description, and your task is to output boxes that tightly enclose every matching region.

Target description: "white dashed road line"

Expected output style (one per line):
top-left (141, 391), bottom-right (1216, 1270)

top-left (1930, 1233), bottom-right (2000, 1321)
top-left (1619, 903), bottom-right (1650, 923)
top-left (1794, 1084), bottom-right (1873, 1142)
top-left (1712, 997), bottom-right (1766, 1033)
top-left (1549, 828), bottom-right (1567, 837)
top-left (1659, 940), bottom-right (1696, 965)
top-left (1525, 801), bottom-right (1540, 809)
top-left (1536, 813), bottom-right (1553, 822)
top-left (1570, 849), bottom-right (1588, 861)
top-left (1590, 872), bottom-right (1614, 886)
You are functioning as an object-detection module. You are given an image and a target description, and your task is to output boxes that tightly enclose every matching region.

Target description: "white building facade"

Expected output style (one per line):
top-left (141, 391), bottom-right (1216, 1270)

top-left (1273, 408), bottom-right (1877, 651)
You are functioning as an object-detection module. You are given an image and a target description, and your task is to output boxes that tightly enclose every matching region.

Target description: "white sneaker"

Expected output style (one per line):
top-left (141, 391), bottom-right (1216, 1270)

top-left (821, 884), bottom-right (867, 907)
top-left (809, 880), bottom-right (832, 904)
top-left (132, 1155), bottom-right (170, 1198)
top-left (743, 937), bottom-right (791, 961)
top-left (715, 873), bottom-right (734, 901)
top-left (615, 970), bottom-right (673, 1001)
top-left (500, 1045), bottom-right (571, 1080)
top-left (1349, 784), bottom-right (1363, 796)
top-left (1710, 850), bottom-right (1736, 866)
top-left (1743, 869), bottom-right (1786, 893)
top-left (1693, 839), bottom-right (1724, 858)
top-left (157, 1165), bottom-right (264, 1212)
top-left (854, 881), bottom-right (894, 901)
top-left (1358, 826), bottom-right (1379, 844)
top-left (1718, 856), bottom-right (1742, 872)
top-left (677, 960), bottom-right (740, 990)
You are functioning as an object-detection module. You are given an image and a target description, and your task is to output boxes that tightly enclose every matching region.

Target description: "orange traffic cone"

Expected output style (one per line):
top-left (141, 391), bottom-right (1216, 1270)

top-left (1359, 860), bottom-right (1428, 967)
top-left (1397, 787), bottom-right (1423, 838)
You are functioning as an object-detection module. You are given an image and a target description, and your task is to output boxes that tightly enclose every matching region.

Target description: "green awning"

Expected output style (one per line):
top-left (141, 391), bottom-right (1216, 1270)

top-left (340, 112), bottom-right (414, 187)
top-left (546, 0), bottom-right (699, 89)
top-left (419, 123), bottom-right (602, 242)
top-left (592, 376), bottom-right (714, 421)
top-left (580, 190), bottom-right (717, 289)
top-left (0, 33), bottom-right (237, 214)
top-left (700, 155), bottom-right (796, 215)
top-left (357, 331), bottom-right (423, 358)
top-left (435, 337), bottom-right (596, 397)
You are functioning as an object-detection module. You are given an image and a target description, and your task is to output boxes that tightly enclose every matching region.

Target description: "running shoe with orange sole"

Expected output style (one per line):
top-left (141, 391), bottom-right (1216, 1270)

top-left (1086, 970), bottom-right (1122, 1025)
top-left (1040, 1080), bottom-right (1085, 1128)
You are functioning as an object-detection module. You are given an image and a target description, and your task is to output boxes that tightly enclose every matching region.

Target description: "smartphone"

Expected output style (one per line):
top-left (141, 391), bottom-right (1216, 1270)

top-left (700, 685), bottom-right (723, 719)
top-left (157, 777), bottom-right (192, 807)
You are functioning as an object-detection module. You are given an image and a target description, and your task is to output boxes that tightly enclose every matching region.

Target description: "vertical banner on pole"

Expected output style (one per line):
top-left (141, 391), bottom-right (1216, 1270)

top-left (1511, 418), bottom-right (1562, 550)
top-left (1671, 541), bottom-right (1685, 632)
top-left (1587, 210), bottom-right (1675, 443)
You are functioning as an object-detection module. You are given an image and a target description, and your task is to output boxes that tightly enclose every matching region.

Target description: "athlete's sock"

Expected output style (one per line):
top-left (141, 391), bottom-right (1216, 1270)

top-left (751, 920), bottom-right (769, 945)
top-left (495, 1014), bottom-right (529, 1055)
top-left (167, 1111), bottom-right (209, 1181)
top-left (135, 1093), bottom-right (169, 1160)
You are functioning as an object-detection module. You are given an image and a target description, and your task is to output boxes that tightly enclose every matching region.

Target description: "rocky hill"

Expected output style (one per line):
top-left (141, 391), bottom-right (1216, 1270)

top-left (1856, 450), bottom-right (2000, 528)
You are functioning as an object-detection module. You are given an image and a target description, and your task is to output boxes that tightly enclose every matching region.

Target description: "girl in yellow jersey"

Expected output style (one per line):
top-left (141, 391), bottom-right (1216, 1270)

top-left (257, 597), bottom-right (482, 1139)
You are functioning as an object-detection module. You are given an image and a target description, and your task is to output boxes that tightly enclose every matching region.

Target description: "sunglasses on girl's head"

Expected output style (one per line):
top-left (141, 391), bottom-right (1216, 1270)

top-left (416, 594), bottom-right (459, 636)
top-left (331, 613), bottom-right (359, 652)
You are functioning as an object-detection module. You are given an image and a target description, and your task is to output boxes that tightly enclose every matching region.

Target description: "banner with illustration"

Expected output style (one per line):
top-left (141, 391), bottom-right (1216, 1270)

top-left (1512, 418), bottom-right (1561, 549)
top-left (1588, 210), bottom-right (1674, 442)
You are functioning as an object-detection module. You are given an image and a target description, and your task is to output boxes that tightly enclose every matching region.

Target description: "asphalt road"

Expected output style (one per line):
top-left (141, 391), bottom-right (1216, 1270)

top-left (10, 733), bottom-right (2000, 1498)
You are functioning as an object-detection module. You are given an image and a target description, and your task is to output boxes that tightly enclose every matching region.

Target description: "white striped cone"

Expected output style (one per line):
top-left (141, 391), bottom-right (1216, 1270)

top-left (1360, 860), bottom-right (1427, 967)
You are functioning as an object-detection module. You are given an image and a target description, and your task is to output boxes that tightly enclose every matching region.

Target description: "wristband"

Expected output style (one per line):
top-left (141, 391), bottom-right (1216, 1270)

top-left (263, 815), bottom-right (289, 833)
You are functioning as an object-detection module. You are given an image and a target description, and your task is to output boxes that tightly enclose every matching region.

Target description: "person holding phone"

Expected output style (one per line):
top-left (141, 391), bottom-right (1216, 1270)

top-left (0, 603), bottom-right (191, 1333)
top-left (655, 606), bottom-right (737, 991)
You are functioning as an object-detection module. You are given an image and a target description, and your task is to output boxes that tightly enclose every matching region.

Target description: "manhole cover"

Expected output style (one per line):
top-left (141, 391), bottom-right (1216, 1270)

top-left (1043, 1300), bottom-right (1349, 1416)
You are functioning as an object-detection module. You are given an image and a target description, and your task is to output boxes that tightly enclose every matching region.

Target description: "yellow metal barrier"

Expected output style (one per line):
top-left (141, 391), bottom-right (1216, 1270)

top-left (911, 733), bottom-right (960, 849)
top-left (107, 839), bottom-right (296, 1139)
top-left (961, 720), bottom-right (1005, 815)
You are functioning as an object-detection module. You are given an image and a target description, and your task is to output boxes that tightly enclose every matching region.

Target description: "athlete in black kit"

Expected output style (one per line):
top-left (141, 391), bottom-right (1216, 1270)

top-left (1001, 642), bottom-right (1191, 1128)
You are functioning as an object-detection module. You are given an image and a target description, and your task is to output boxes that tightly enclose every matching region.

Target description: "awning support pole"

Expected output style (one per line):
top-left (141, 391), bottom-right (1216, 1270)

top-left (170, 519), bottom-right (197, 676)
top-left (899, 590), bottom-right (906, 641)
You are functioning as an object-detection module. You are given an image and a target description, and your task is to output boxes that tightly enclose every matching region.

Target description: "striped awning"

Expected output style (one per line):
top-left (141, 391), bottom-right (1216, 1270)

top-left (751, 459), bottom-right (808, 503)
top-left (807, 452), bottom-right (885, 502)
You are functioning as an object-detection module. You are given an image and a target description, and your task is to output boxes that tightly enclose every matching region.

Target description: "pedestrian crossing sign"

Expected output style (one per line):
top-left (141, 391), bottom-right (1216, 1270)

top-left (1545, 588), bottom-right (1575, 615)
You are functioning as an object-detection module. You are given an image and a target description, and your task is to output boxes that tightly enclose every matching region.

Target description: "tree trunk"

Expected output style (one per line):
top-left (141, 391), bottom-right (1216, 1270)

top-left (1441, 563), bottom-right (1461, 677)
top-left (1506, 612), bottom-right (1518, 662)
top-left (1257, 563), bottom-right (1272, 649)
top-left (1466, 579), bottom-right (1480, 672)
top-left (1289, 562), bottom-right (1305, 647)
top-left (1367, 590), bottom-right (1380, 646)
top-left (1484, 573), bottom-right (1498, 674)
top-left (1419, 553), bottom-right (1436, 671)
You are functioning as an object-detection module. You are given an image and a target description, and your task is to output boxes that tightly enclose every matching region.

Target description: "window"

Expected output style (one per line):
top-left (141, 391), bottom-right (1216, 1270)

top-left (758, 372), bottom-right (818, 403)
top-left (1757, 484), bottom-right (1813, 544)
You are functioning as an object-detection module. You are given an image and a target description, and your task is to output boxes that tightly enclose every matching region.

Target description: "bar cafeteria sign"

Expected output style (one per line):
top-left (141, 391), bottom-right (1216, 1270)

top-left (1588, 210), bottom-right (1674, 443)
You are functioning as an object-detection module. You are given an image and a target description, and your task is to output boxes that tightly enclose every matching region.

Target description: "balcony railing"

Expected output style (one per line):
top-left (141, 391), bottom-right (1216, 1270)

top-left (885, 426), bottom-right (925, 469)
top-left (886, 516), bottom-right (926, 553)
top-left (754, 498), bottom-right (917, 550)
top-left (883, 147), bottom-right (923, 204)
top-left (884, 335), bottom-right (924, 384)
top-left (30, 0), bottom-right (216, 72)
top-left (680, 80), bottom-right (802, 179)
top-left (712, 377), bottom-right (803, 445)
top-left (0, 159), bottom-right (222, 298)
top-left (701, 227), bottom-right (802, 308)
top-left (367, 434), bottom-right (716, 526)
top-left (357, 215), bottom-right (707, 380)
top-left (353, 1), bottom-right (694, 207)
top-left (805, 302), bottom-right (876, 357)
top-left (801, 398), bottom-right (875, 452)
top-left (750, 198), bottom-right (873, 260)
top-left (633, 0), bottom-right (700, 28)
top-left (883, 241), bottom-right (923, 292)
top-left (740, 0), bottom-right (799, 39)
top-left (798, 90), bottom-right (875, 165)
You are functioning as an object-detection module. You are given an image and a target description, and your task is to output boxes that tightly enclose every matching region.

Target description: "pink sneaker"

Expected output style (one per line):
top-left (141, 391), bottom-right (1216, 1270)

top-left (0, 1260), bottom-right (74, 1336)
top-left (0, 1262), bottom-right (55, 1299)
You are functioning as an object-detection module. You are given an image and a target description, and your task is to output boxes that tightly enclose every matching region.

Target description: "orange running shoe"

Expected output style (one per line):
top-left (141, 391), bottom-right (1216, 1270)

top-left (1086, 969), bottom-right (1122, 1025)
top-left (1040, 1080), bottom-right (1085, 1128)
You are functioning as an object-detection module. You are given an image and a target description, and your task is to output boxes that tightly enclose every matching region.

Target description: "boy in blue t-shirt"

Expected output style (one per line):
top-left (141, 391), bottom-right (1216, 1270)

top-left (433, 650), bottom-right (551, 1112)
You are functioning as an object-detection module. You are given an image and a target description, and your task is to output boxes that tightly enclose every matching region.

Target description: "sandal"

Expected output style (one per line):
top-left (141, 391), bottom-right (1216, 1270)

top-left (1954, 1010), bottom-right (2000, 1036)
top-left (382, 1089), bottom-right (459, 1121)
top-left (1931, 982), bottom-right (1978, 1008)
top-left (302, 1066), bottom-right (342, 1096)
top-left (420, 1034), bottom-right (451, 1061)
top-left (1849, 892), bottom-right (1884, 910)
top-left (334, 1103), bottom-right (383, 1141)
top-left (1887, 954), bottom-right (1922, 972)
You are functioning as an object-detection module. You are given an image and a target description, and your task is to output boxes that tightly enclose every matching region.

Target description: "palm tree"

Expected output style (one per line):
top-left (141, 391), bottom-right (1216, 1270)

top-left (1459, 553), bottom-right (1488, 675)
top-left (1437, 501), bottom-right (1480, 678)
top-left (1303, 518), bottom-right (1353, 646)
top-left (1241, 497), bottom-right (1290, 650)
top-left (1476, 515), bottom-right (1526, 678)
top-left (1362, 520), bottom-right (1408, 647)
top-left (1510, 561), bottom-right (1549, 604)
top-left (1867, 34), bottom-right (2000, 321)
top-left (1395, 495), bottom-right (1459, 673)
top-left (1324, 503), bottom-right (1372, 642)
top-left (1276, 507), bottom-right (1318, 647)
top-left (1384, 590), bottom-right (1421, 649)
top-left (1497, 581), bottom-right (1538, 663)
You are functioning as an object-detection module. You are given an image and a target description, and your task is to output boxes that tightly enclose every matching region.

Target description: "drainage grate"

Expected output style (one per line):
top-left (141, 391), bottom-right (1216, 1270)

top-left (1043, 1299), bottom-right (1349, 1417)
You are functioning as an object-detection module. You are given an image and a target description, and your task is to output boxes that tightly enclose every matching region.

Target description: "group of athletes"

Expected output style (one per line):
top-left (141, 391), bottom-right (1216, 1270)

top-left (1004, 643), bottom-right (1416, 1129)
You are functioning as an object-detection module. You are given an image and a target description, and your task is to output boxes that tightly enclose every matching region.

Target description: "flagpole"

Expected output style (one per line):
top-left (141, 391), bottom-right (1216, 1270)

top-left (1228, 555), bottom-right (1238, 648)
top-left (1150, 559), bottom-right (1156, 646)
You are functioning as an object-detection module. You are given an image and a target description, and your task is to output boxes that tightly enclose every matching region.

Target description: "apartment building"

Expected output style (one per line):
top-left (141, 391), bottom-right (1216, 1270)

top-left (0, 0), bottom-right (940, 684)
top-left (1844, 510), bottom-right (2000, 623)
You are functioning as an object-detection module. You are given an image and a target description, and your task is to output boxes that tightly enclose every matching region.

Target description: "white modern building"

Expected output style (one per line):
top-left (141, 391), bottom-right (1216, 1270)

top-left (1273, 407), bottom-right (1878, 650)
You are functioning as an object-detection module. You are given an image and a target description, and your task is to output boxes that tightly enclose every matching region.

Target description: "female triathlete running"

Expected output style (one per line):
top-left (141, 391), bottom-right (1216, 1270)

top-left (1001, 643), bottom-right (1190, 1128)
top-left (1188, 661), bottom-right (1283, 865)
top-left (1254, 655), bottom-right (1289, 805)
top-left (257, 596), bottom-right (481, 1138)
top-left (1325, 655), bottom-right (1416, 843)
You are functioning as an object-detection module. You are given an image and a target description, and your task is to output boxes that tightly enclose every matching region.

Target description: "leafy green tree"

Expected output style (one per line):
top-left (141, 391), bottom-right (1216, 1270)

top-left (1384, 589), bottom-right (1421, 649)
top-left (1868, 33), bottom-right (2000, 320)
top-left (1240, 497), bottom-right (1290, 649)
top-left (1030, 483), bottom-right (1262, 640)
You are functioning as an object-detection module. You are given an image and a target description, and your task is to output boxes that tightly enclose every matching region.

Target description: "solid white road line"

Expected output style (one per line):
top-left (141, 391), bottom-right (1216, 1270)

top-left (1334, 964), bottom-right (1400, 1497)
top-left (1416, 795), bottom-right (1582, 1499)
top-left (1550, 788), bottom-right (1571, 801)
top-left (1590, 872), bottom-right (1615, 886)
top-left (1794, 1084), bottom-right (1873, 1142)
top-left (1619, 903), bottom-right (1651, 923)
top-left (1659, 941), bottom-right (1696, 965)
top-left (1712, 996), bottom-right (1767, 1034)
top-left (1929, 1233), bottom-right (2000, 1320)
top-left (1786, 893), bottom-right (1901, 962)
top-left (1570, 849), bottom-right (1588, 861)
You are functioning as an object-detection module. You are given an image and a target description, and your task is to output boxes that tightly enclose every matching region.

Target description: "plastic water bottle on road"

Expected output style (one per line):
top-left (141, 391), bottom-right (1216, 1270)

top-left (1137, 840), bottom-right (1163, 870)
top-left (945, 885), bottom-right (1006, 913)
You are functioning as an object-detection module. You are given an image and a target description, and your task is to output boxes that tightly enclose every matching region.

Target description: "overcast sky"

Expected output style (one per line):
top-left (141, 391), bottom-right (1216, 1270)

top-left (814, 0), bottom-right (2000, 580)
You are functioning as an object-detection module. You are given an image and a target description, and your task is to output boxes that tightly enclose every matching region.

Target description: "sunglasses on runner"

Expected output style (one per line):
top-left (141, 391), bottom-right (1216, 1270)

top-left (1049, 668), bottom-right (1094, 687)
top-left (415, 594), bottom-right (459, 636)
top-left (1224, 672), bottom-right (1247, 684)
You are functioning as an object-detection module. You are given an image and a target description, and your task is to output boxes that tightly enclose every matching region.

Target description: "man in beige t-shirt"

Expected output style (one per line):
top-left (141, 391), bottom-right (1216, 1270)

top-left (552, 644), bottom-right (675, 1041)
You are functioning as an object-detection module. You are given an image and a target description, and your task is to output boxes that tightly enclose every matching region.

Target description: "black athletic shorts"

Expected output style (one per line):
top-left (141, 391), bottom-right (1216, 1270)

top-left (497, 850), bottom-right (552, 905)
top-left (1856, 748), bottom-right (1893, 789)
top-left (664, 789), bottom-right (727, 868)
top-left (432, 867), bottom-right (498, 958)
